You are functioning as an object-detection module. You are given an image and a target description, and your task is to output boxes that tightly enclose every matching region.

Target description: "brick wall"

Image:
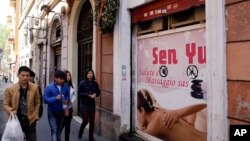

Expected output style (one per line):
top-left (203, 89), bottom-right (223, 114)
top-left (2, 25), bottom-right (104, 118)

top-left (226, 0), bottom-right (250, 125)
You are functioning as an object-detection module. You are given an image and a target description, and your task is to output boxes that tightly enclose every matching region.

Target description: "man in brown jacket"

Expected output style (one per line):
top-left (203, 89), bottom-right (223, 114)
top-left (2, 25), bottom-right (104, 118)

top-left (3, 66), bottom-right (41, 141)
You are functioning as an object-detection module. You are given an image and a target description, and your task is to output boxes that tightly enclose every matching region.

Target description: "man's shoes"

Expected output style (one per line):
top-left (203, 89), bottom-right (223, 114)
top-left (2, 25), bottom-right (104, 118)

top-left (78, 133), bottom-right (82, 140)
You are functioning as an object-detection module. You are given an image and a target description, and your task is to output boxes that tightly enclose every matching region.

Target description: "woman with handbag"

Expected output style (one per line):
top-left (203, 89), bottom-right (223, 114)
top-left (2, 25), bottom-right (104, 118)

top-left (78, 69), bottom-right (100, 141)
top-left (61, 70), bottom-right (76, 141)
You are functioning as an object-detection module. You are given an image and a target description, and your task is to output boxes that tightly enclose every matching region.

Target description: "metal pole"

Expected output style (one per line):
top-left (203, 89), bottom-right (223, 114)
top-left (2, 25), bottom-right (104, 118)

top-left (44, 14), bottom-right (48, 88)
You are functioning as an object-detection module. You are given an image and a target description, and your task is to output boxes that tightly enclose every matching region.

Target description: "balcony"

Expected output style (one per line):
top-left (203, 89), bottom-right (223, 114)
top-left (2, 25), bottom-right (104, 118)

top-left (8, 37), bottom-right (15, 44)
top-left (7, 58), bottom-right (12, 63)
top-left (5, 45), bottom-right (11, 49)
top-left (7, 25), bottom-right (13, 30)
top-left (9, 0), bottom-right (16, 8)
top-left (7, 15), bottom-right (12, 24)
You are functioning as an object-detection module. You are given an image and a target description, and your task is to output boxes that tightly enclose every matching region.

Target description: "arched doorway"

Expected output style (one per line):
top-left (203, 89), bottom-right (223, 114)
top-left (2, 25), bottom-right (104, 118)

top-left (77, 1), bottom-right (93, 115)
top-left (77, 1), bottom-right (93, 83)
top-left (50, 19), bottom-right (62, 82)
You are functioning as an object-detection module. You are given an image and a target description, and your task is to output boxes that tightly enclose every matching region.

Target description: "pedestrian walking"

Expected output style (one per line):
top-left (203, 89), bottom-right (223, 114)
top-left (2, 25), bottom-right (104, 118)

top-left (78, 69), bottom-right (100, 141)
top-left (2, 74), bottom-right (4, 82)
top-left (29, 70), bottom-right (43, 119)
top-left (61, 70), bottom-right (76, 141)
top-left (43, 70), bottom-right (70, 141)
top-left (3, 66), bottom-right (41, 141)
top-left (4, 75), bottom-right (8, 83)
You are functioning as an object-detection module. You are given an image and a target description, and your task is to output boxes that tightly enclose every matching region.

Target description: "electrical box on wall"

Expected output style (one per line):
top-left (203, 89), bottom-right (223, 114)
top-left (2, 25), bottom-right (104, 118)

top-left (137, 17), bottom-right (165, 35)
top-left (170, 6), bottom-right (205, 29)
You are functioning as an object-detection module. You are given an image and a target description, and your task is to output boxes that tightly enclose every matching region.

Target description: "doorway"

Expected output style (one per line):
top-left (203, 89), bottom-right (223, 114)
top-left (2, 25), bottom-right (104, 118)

top-left (77, 0), bottom-right (93, 83)
top-left (77, 0), bottom-right (93, 115)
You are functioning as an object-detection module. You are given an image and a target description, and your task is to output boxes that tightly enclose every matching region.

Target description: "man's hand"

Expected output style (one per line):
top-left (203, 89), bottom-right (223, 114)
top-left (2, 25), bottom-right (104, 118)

top-left (89, 93), bottom-right (96, 99)
top-left (163, 110), bottom-right (180, 129)
top-left (12, 111), bottom-right (17, 114)
top-left (8, 107), bottom-right (16, 114)
top-left (56, 94), bottom-right (62, 100)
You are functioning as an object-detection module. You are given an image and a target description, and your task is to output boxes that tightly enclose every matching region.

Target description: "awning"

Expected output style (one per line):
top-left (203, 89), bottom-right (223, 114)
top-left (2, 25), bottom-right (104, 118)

top-left (131, 0), bottom-right (205, 24)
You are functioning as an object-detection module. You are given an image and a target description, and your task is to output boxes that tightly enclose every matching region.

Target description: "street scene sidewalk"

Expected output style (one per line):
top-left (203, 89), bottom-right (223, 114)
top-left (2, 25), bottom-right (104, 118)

top-left (0, 82), bottom-right (110, 141)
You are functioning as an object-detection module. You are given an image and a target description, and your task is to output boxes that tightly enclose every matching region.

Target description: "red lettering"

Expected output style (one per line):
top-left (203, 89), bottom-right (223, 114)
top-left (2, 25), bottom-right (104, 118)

top-left (178, 81), bottom-right (189, 87)
top-left (152, 47), bottom-right (158, 64)
top-left (159, 50), bottom-right (167, 64)
top-left (152, 47), bottom-right (178, 65)
top-left (198, 46), bottom-right (206, 64)
top-left (186, 43), bottom-right (196, 64)
top-left (168, 49), bottom-right (178, 64)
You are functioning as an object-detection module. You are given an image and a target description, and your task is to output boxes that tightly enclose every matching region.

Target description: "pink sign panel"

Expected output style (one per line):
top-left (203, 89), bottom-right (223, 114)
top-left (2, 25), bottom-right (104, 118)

top-left (136, 27), bottom-right (207, 141)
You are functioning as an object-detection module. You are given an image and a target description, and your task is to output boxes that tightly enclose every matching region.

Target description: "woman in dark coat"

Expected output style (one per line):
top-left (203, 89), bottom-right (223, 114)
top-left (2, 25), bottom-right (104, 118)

top-left (78, 69), bottom-right (100, 141)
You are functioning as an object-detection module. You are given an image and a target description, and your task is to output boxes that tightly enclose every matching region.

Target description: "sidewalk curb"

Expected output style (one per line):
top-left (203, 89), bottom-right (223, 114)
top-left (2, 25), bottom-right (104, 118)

top-left (73, 116), bottom-right (90, 128)
top-left (119, 133), bottom-right (147, 141)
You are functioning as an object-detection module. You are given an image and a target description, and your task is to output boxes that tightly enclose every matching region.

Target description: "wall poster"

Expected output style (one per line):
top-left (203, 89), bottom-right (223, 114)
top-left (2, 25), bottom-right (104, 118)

top-left (136, 27), bottom-right (207, 141)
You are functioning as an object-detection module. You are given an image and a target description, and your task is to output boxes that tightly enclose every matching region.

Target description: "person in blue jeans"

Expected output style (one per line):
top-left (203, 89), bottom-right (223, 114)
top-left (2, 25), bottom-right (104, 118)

top-left (61, 70), bottom-right (76, 141)
top-left (43, 70), bottom-right (70, 141)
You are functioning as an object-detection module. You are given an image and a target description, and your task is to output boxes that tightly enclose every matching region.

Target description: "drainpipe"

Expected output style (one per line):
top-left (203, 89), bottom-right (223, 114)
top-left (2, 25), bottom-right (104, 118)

top-left (119, 21), bottom-right (134, 141)
top-left (119, 23), bottom-right (146, 141)
top-left (129, 26), bottom-right (133, 134)
top-left (45, 14), bottom-right (48, 88)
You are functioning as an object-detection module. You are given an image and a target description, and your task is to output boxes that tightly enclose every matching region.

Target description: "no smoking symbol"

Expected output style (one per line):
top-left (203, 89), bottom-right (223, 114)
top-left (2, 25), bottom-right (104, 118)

top-left (159, 66), bottom-right (168, 77)
top-left (186, 65), bottom-right (199, 79)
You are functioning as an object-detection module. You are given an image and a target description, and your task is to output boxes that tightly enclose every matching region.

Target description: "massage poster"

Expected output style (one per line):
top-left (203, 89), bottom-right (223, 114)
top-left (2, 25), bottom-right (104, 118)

top-left (136, 27), bottom-right (207, 141)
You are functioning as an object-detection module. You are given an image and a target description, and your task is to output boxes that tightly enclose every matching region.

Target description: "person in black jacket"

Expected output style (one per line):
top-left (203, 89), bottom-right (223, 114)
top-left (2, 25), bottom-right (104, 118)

top-left (29, 70), bottom-right (43, 119)
top-left (78, 69), bottom-right (100, 141)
